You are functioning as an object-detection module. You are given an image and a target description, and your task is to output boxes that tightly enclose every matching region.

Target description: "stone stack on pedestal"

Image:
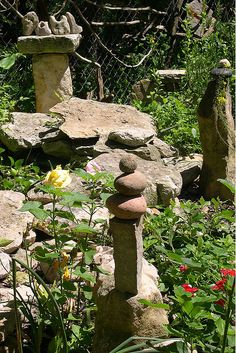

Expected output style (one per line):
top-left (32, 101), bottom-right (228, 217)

top-left (93, 155), bottom-right (168, 353)
top-left (17, 12), bottom-right (82, 113)
top-left (197, 59), bottom-right (235, 200)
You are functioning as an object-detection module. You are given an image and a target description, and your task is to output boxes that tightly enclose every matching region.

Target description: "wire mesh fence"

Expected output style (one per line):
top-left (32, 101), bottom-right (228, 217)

top-left (0, 0), bottom-right (234, 108)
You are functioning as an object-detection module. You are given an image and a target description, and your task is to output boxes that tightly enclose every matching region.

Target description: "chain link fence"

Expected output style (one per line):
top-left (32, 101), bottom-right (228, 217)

top-left (0, 0), bottom-right (234, 108)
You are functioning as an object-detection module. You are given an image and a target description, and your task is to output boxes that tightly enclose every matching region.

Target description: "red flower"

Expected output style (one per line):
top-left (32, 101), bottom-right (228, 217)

top-left (220, 268), bottom-right (236, 277)
top-left (179, 265), bottom-right (188, 272)
top-left (182, 284), bottom-right (199, 293)
top-left (215, 299), bottom-right (225, 307)
top-left (212, 278), bottom-right (227, 291)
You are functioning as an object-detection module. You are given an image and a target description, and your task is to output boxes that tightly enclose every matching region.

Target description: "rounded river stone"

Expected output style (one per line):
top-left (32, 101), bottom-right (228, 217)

top-left (114, 171), bottom-right (147, 196)
top-left (119, 155), bottom-right (137, 173)
top-left (106, 194), bottom-right (147, 219)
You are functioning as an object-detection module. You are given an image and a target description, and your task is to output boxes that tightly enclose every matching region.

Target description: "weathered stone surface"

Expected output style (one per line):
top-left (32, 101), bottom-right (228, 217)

top-left (50, 98), bottom-right (155, 140)
top-left (115, 171), bottom-right (147, 196)
top-left (131, 79), bottom-right (155, 102)
top-left (153, 137), bottom-right (178, 158)
top-left (92, 152), bottom-right (182, 206)
top-left (65, 12), bottom-right (83, 34)
top-left (49, 15), bottom-right (70, 35)
top-left (17, 34), bottom-right (82, 54)
top-left (42, 139), bottom-right (73, 159)
top-left (197, 63), bottom-right (235, 200)
top-left (108, 128), bottom-right (154, 147)
top-left (106, 194), bottom-right (147, 219)
top-left (0, 191), bottom-right (33, 253)
top-left (0, 286), bottom-right (34, 342)
top-left (0, 112), bottom-right (61, 152)
top-left (163, 154), bottom-right (203, 187)
top-left (35, 21), bottom-right (52, 36)
top-left (33, 54), bottom-right (73, 113)
top-left (93, 135), bottom-right (161, 161)
top-left (187, 0), bottom-right (215, 37)
top-left (119, 155), bottom-right (137, 173)
top-left (110, 218), bottom-right (143, 294)
top-left (0, 253), bottom-right (11, 279)
top-left (93, 259), bottom-right (168, 353)
top-left (22, 12), bottom-right (39, 36)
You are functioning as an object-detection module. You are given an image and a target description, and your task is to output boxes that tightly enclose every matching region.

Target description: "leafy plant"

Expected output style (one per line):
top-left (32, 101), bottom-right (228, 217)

top-left (143, 198), bottom-right (235, 352)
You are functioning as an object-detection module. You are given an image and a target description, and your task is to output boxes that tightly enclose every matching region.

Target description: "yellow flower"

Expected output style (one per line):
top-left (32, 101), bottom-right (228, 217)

top-left (63, 266), bottom-right (70, 281)
top-left (61, 252), bottom-right (70, 267)
top-left (43, 165), bottom-right (71, 188)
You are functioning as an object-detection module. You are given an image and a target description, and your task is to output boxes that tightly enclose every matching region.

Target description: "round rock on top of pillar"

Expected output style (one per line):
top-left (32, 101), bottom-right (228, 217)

top-left (119, 155), bottom-right (137, 174)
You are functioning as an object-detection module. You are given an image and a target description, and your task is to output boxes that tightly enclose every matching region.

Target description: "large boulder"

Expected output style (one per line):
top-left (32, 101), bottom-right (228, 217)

top-left (0, 112), bottom-right (62, 152)
top-left (91, 151), bottom-right (182, 206)
top-left (0, 191), bottom-right (33, 253)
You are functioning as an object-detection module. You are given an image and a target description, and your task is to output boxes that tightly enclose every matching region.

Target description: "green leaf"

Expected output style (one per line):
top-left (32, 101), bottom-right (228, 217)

top-left (217, 179), bottom-right (236, 194)
top-left (84, 249), bottom-right (96, 265)
top-left (0, 238), bottom-right (13, 247)
top-left (73, 267), bottom-right (96, 283)
top-left (0, 53), bottom-right (20, 69)
top-left (82, 285), bottom-right (93, 300)
top-left (19, 201), bottom-right (49, 220)
top-left (138, 299), bottom-right (170, 310)
top-left (100, 193), bottom-right (112, 202)
top-left (73, 224), bottom-right (96, 235)
top-left (215, 317), bottom-right (225, 336)
top-left (60, 192), bottom-right (92, 207)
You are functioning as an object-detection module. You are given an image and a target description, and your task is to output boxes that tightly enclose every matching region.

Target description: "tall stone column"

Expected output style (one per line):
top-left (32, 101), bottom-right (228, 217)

top-left (197, 59), bottom-right (235, 200)
top-left (17, 34), bottom-right (81, 113)
top-left (93, 155), bottom-right (168, 353)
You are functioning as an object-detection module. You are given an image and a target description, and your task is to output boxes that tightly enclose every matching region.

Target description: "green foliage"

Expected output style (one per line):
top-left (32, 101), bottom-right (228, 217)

top-left (134, 91), bottom-right (200, 155)
top-left (143, 198), bottom-right (235, 351)
top-left (0, 148), bottom-right (41, 194)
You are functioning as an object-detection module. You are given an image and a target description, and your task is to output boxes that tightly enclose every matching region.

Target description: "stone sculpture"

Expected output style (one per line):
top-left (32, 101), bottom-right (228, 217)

top-left (35, 21), bottom-right (52, 36)
top-left (197, 59), bottom-right (235, 200)
top-left (65, 12), bottom-right (83, 34)
top-left (49, 15), bottom-right (70, 35)
top-left (93, 155), bottom-right (168, 353)
top-left (22, 12), bottom-right (39, 36)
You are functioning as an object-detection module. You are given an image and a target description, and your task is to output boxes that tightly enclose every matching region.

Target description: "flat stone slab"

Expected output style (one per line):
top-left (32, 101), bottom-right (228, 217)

top-left (17, 34), bottom-right (81, 54)
top-left (0, 112), bottom-right (62, 152)
top-left (51, 98), bottom-right (156, 140)
top-left (108, 128), bottom-right (155, 147)
top-left (155, 69), bottom-right (186, 78)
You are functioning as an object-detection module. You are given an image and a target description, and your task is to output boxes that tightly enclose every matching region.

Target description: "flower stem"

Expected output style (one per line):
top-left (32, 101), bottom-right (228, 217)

top-left (221, 277), bottom-right (235, 353)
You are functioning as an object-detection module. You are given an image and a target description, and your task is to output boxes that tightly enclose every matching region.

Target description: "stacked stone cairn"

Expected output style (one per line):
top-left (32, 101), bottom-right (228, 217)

top-left (106, 155), bottom-right (147, 294)
top-left (93, 155), bottom-right (168, 353)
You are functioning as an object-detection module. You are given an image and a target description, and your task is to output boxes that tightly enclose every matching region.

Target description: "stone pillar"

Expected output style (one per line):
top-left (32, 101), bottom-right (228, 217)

top-left (197, 59), bottom-right (235, 200)
top-left (17, 34), bottom-right (81, 113)
top-left (93, 155), bottom-right (168, 353)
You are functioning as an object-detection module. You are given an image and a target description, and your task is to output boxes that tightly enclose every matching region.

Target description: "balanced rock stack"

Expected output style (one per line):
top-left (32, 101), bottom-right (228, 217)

top-left (106, 155), bottom-right (147, 295)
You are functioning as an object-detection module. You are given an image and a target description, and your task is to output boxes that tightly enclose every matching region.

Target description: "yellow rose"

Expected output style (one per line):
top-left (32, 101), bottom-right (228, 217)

top-left (63, 266), bottom-right (70, 281)
top-left (43, 165), bottom-right (71, 188)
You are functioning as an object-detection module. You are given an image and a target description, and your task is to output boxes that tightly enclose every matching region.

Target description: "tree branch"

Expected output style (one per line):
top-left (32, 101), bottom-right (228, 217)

top-left (91, 20), bottom-right (141, 26)
top-left (69, 0), bottom-right (153, 68)
top-left (84, 0), bottom-right (166, 15)
top-left (0, 0), bottom-right (23, 17)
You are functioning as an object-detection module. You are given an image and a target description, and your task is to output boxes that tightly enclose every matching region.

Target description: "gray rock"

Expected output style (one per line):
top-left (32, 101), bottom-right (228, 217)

top-left (0, 112), bottom-right (62, 152)
top-left (93, 135), bottom-right (161, 161)
top-left (131, 79), bottom-right (155, 102)
top-left (42, 140), bottom-right (73, 159)
top-left (0, 191), bottom-right (34, 254)
top-left (91, 151), bottom-right (182, 206)
top-left (175, 155), bottom-right (203, 186)
top-left (152, 137), bottom-right (178, 158)
top-left (65, 12), bottom-right (83, 34)
top-left (0, 253), bottom-right (11, 279)
top-left (108, 128), bottom-right (155, 147)
top-left (35, 21), bottom-right (52, 36)
top-left (51, 98), bottom-right (156, 140)
top-left (22, 12), bottom-right (39, 36)
top-left (17, 34), bottom-right (82, 54)
top-left (49, 15), bottom-right (70, 35)
top-left (187, 0), bottom-right (215, 38)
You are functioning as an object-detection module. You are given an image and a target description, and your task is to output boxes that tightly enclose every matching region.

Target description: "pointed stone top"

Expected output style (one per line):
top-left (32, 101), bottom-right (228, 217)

top-left (211, 59), bottom-right (232, 78)
top-left (119, 155), bottom-right (137, 174)
top-left (218, 59), bottom-right (231, 68)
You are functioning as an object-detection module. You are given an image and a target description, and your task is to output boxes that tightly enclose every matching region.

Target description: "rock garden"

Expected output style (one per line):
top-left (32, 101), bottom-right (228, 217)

top-left (0, 1), bottom-right (235, 353)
